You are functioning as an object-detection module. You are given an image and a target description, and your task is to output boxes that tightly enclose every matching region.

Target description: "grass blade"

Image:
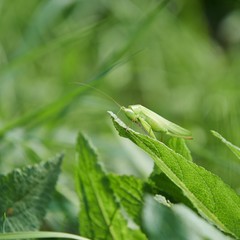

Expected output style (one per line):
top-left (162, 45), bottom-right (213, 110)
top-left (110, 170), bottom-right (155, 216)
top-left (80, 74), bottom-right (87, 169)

top-left (0, 231), bottom-right (90, 240)
top-left (212, 130), bottom-right (240, 162)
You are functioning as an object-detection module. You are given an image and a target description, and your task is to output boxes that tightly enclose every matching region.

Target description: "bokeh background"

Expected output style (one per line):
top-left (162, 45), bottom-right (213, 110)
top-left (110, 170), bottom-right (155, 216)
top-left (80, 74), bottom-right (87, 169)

top-left (0, 0), bottom-right (240, 233)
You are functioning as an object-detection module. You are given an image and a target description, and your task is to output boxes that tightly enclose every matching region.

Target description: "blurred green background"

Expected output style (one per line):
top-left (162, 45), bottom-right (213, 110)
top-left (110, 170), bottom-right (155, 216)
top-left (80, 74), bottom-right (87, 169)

top-left (0, 0), bottom-right (240, 232)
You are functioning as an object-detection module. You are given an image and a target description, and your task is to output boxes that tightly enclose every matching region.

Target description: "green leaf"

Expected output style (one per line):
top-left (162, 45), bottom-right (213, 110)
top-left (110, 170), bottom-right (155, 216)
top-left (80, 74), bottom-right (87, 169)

top-left (142, 195), bottom-right (188, 240)
top-left (167, 137), bottom-right (192, 162)
top-left (76, 133), bottom-right (146, 240)
top-left (148, 165), bottom-right (194, 207)
top-left (212, 130), bottom-right (240, 162)
top-left (147, 137), bottom-right (193, 204)
top-left (0, 155), bottom-right (63, 232)
top-left (109, 111), bottom-right (240, 239)
top-left (0, 231), bottom-right (89, 240)
top-left (108, 174), bottom-right (144, 226)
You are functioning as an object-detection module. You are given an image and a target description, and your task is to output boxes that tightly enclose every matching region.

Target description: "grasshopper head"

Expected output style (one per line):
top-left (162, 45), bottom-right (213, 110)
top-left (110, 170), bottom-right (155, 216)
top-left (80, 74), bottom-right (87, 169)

top-left (128, 105), bottom-right (142, 114)
top-left (121, 106), bottom-right (138, 121)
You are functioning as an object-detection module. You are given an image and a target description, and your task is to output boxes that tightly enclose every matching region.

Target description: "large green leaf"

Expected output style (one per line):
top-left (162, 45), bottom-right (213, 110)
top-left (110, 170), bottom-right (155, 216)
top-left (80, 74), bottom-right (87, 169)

top-left (148, 164), bottom-right (194, 208)
top-left (76, 133), bottom-right (146, 240)
top-left (167, 137), bottom-right (192, 162)
top-left (212, 130), bottom-right (240, 162)
top-left (0, 155), bottom-right (63, 232)
top-left (109, 111), bottom-right (240, 239)
top-left (147, 137), bottom-right (193, 204)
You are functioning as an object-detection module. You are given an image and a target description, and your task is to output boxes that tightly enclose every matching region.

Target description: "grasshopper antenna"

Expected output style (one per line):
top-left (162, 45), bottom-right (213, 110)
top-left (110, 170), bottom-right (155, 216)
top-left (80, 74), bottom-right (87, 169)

top-left (75, 82), bottom-right (122, 108)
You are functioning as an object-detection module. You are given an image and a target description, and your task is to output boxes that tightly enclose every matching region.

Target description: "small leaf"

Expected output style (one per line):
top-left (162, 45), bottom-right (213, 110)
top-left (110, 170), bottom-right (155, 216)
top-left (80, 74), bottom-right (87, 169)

top-left (76, 133), bottom-right (146, 240)
top-left (0, 155), bottom-right (63, 232)
top-left (212, 130), bottom-right (240, 162)
top-left (108, 174), bottom-right (144, 226)
top-left (109, 111), bottom-right (240, 239)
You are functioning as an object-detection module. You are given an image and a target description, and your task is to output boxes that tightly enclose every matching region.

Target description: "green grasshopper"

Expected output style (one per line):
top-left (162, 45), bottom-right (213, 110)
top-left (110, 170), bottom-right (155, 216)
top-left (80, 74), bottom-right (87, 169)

top-left (78, 83), bottom-right (193, 140)
top-left (121, 104), bottom-right (192, 140)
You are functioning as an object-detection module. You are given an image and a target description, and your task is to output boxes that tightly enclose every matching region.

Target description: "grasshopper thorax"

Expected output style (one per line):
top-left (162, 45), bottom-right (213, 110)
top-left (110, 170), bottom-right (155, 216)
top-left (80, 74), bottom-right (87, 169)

top-left (121, 106), bottom-right (138, 121)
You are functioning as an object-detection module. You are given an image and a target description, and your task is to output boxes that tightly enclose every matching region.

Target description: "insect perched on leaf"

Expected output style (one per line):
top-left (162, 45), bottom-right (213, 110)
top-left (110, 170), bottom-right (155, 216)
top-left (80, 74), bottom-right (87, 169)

top-left (121, 105), bottom-right (192, 140)
top-left (77, 83), bottom-right (193, 140)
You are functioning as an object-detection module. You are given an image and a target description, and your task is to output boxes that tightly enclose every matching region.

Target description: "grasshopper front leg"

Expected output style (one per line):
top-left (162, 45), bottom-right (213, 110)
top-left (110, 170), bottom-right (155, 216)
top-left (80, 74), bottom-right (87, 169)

top-left (138, 117), bottom-right (157, 139)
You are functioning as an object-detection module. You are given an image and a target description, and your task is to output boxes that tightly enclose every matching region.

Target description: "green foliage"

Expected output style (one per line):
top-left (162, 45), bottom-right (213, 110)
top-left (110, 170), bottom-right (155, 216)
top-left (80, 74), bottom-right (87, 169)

top-left (1, 126), bottom-right (238, 239)
top-left (76, 133), bottom-right (146, 240)
top-left (109, 111), bottom-right (240, 239)
top-left (147, 138), bottom-right (193, 205)
top-left (167, 138), bottom-right (192, 162)
top-left (0, 155), bottom-right (63, 232)
top-left (75, 130), bottom-right (237, 239)
top-left (1, 0), bottom-right (240, 239)
top-left (108, 174), bottom-right (144, 226)
top-left (148, 164), bottom-right (194, 207)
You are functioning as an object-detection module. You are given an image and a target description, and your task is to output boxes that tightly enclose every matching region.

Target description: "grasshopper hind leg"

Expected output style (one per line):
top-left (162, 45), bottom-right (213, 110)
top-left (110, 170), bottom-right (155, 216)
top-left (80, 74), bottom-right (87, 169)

top-left (138, 117), bottom-right (157, 139)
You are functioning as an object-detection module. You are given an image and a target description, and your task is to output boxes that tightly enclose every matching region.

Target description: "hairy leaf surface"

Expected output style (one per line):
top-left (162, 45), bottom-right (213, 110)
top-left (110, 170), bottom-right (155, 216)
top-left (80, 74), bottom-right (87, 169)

top-left (148, 137), bottom-right (193, 205)
top-left (167, 137), bottom-right (192, 161)
top-left (76, 133), bottom-right (146, 240)
top-left (0, 155), bottom-right (63, 232)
